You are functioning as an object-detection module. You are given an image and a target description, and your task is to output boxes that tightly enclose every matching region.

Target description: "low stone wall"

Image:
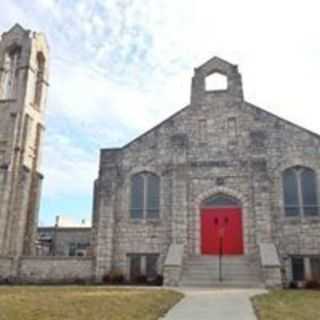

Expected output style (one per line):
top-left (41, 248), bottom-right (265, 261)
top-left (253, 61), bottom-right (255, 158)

top-left (18, 257), bottom-right (95, 283)
top-left (163, 244), bottom-right (184, 286)
top-left (0, 256), bottom-right (15, 280)
top-left (0, 256), bottom-right (95, 283)
top-left (259, 243), bottom-right (282, 288)
top-left (262, 266), bottom-right (282, 288)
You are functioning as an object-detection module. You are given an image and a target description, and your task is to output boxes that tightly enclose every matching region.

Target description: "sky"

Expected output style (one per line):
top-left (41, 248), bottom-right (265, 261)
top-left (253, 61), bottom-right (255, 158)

top-left (0, 0), bottom-right (320, 226)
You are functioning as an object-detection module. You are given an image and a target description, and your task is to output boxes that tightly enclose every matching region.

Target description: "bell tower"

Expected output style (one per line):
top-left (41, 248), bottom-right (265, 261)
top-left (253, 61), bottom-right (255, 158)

top-left (0, 24), bottom-right (49, 256)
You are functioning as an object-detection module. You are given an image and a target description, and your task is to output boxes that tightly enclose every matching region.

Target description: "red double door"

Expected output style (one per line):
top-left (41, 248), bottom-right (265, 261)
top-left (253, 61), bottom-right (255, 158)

top-left (201, 207), bottom-right (244, 255)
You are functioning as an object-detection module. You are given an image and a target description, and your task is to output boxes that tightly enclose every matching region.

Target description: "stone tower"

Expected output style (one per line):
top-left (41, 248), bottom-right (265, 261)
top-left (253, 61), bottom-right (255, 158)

top-left (0, 24), bottom-right (49, 257)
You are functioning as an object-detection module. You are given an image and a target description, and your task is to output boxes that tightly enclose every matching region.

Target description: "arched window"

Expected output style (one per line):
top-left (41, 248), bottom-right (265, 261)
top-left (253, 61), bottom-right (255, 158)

top-left (2, 46), bottom-right (21, 99)
top-left (33, 52), bottom-right (45, 108)
top-left (283, 166), bottom-right (318, 217)
top-left (130, 172), bottom-right (160, 219)
top-left (202, 193), bottom-right (240, 207)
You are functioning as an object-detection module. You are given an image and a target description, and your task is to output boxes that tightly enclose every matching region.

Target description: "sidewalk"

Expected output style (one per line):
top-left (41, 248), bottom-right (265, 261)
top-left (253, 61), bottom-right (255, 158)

top-left (162, 288), bottom-right (267, 320)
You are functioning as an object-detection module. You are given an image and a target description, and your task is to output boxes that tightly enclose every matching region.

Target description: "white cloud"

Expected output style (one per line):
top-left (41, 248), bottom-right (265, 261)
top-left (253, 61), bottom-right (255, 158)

top-left (41, 134), bottom-right (97, 199)
top-left (1, 0), bottom-right (320, 224)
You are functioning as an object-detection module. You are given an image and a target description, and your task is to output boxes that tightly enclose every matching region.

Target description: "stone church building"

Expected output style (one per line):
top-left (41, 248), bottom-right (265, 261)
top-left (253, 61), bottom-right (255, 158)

top-left (0, 24), bottom-right (320, 287)
top-left (93, 56), bottom-right (320, 287)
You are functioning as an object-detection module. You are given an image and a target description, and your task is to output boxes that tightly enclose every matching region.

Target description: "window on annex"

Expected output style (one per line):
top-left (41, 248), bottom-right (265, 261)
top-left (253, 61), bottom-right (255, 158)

top-left (310, 257), bottom-right (320, 282)
top-left (130, 172), bottom-right (160, 219)
top-left (291, 256), bottom-right (305, 281)
top-left (283, 166), bottom-right (318, 217)
top-left (68, 242), bottom-right (90, 257)
top-left (128, 254), bottom-right (159, 282)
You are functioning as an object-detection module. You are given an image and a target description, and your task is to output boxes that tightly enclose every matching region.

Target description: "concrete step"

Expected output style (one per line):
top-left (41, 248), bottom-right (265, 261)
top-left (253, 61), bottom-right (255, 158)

top-left (181, 273), bottom-right (260, 281)
top-left (179, 280), bottom-right (265, 289)
top-left (180, 255), bottom-right (263, 288)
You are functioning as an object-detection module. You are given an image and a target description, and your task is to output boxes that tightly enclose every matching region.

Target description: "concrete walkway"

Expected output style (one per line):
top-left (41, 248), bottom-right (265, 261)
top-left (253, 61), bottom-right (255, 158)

top-left (162, 288), bottom-right (267, 320)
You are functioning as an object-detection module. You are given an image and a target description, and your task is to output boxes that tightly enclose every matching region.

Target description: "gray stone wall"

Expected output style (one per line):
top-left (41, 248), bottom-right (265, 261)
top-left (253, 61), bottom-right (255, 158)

top-left (94, 56), bottom-right (320, 285)
top-left (18, 257), bottom-right (94, 283)
top-left (0, 257), bottom-right (15, 280)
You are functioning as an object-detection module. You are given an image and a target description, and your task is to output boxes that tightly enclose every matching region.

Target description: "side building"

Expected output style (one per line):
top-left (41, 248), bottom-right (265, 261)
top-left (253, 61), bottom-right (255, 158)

top-left (37, 217), bottom-right (92, 257)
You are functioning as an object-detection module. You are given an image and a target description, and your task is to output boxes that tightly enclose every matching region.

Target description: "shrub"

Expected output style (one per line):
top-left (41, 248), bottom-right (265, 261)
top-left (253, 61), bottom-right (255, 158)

top-left (149, 275), bottom-right (163, 286)
top-left (102, 273), bottom-right (111, 284)
top-left (289, 281), bottom-right (298, 289)
top-left (112, 273), bottom-right (125, 284)
top-left (135, 275), bottom-right (147, 284)
top-left (102, 271), bottom-right (125, 285)
top-left (305, 280), bottom-right (320, 290)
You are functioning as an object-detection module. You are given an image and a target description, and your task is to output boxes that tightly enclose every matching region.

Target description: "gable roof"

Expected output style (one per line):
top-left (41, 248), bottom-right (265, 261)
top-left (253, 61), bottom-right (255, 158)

top-left (6, 23), bottom-right (26, 34)
top-left (102, 56), bottom-right (320, 151)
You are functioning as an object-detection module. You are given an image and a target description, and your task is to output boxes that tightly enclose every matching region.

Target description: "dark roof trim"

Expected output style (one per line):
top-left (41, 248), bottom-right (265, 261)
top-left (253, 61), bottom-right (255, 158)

top-left (100, 147), bottom-right (121, 152)
top-left (101, 104), bottom-right (191, 151)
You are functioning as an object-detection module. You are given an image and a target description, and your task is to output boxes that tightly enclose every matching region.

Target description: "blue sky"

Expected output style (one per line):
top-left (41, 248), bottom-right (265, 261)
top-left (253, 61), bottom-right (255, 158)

top-left (0, 0), bottom-right (320, 226)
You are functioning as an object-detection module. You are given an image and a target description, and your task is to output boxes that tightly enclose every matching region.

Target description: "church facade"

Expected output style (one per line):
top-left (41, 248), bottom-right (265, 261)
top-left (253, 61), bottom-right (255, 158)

top-left (93, 56), bottom-right (320, 287)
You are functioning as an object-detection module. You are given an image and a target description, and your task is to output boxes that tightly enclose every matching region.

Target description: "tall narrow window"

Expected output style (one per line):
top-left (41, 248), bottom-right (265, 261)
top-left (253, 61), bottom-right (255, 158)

top-left (1, 54), bottom-right (10, 98)
top-left (146, 254), bottom-right (159, 280)
top-left (146, 173), bottom-right (160, 218)
top-left (283, 168), bottom-right (300, 217)
top-left (3, 47), bottom-right (21, 99)
top-left (301, 168), bottom-right (318, 216)
top-left (129, 255), bottom-right (142, 281)
top-left (227, 117), bottom-right (237, 138)
top-left (291, 256), bottom-right (305, 281)
top-left (283, 166), bottom-right (318, 217)
top-left (198, 119), bottom-right (207, 143)
top-left (310, 257), bottom-right (320, 281)
top-left (130, 174), bottom-right (144, 219)
top-left (34, 52), bottom-right (45, 109)
top-left (130, 172), bottom-right (160, 219)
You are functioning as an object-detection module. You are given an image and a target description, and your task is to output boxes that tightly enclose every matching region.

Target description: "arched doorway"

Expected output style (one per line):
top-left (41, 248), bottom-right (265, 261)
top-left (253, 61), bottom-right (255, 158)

top-left (201, 193), bottom-right (244, 255)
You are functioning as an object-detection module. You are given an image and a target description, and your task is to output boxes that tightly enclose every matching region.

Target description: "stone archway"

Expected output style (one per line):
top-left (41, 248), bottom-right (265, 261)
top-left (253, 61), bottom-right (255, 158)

top-left (200, 193), bottom-right (243, 255)
top-left (190, 186), bottom-right (250, 256)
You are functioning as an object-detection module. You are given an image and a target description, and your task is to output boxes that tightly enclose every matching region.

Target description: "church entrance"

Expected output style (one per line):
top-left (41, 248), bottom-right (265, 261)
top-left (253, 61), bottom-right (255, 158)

top-left (201, 194), bottom-right (243, 255)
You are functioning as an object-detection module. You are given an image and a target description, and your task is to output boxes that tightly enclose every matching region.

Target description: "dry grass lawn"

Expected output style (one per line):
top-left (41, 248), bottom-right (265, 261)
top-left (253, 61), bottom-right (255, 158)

top-left (252, 290), bottom-right (320, 320)
top-left (0, 286), bottom-right (183, 320)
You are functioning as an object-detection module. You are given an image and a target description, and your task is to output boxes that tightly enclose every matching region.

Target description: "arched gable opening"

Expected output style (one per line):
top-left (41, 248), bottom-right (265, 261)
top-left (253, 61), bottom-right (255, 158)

top-left (202, 193), bottom-right (241, 208)
top-left (205, 72), bottom-right (228, 91)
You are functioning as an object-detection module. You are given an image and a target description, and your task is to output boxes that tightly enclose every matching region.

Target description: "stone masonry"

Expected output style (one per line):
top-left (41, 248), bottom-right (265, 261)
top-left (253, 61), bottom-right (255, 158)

top-left (94, 56), bottom-right (320, 287)
top-left (0, 24), bottom-right (48, 257)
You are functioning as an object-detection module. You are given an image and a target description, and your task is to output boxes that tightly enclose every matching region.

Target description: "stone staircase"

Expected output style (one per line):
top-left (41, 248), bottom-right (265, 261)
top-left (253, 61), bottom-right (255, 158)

top-left (179, 255), bottom-right (264, 288)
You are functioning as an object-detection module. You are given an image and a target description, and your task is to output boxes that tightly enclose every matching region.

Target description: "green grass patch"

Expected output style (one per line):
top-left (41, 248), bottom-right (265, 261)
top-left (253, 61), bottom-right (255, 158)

top-left (0, 286), bottom-right (183, 320)
top-left (252, 290), bottom-right (320, 320)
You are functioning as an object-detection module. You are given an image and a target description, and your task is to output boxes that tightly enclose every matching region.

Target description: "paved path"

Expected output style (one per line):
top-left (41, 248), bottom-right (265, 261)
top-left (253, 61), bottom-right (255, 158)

top-left (162, 288), bottom-right (267, 320)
